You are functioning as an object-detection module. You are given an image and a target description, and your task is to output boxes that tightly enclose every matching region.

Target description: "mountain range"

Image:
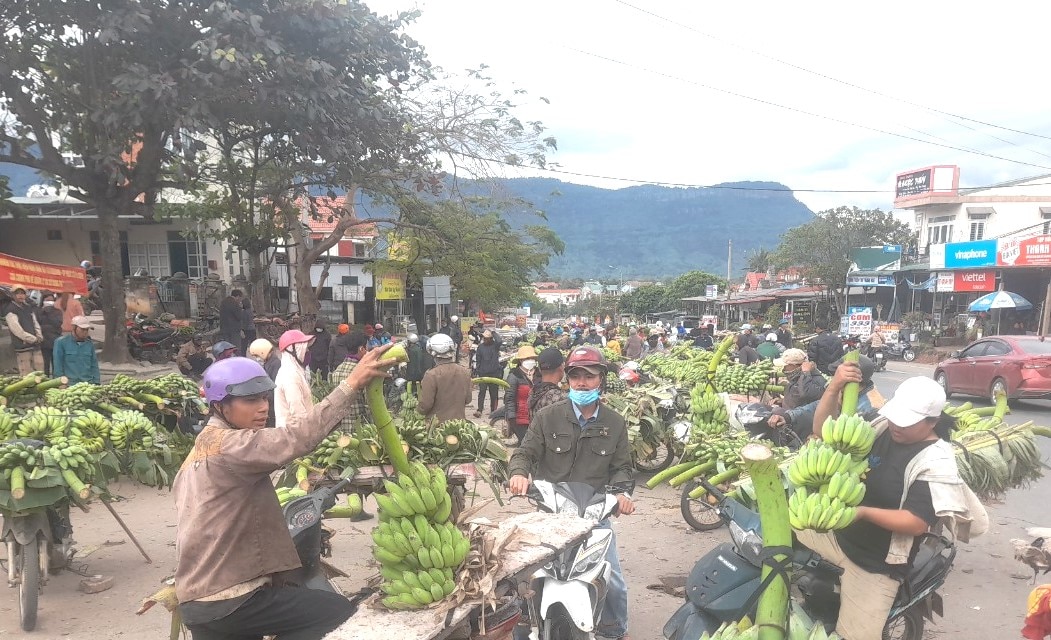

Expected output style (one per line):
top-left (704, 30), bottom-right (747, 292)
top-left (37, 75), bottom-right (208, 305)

top-left (2, 162), bottom-right (815, 279)
top-left (494, 178), bottom-right (814, 279)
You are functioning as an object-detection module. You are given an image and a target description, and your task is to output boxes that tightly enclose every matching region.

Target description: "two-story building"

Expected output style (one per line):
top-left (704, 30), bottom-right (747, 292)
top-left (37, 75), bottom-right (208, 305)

top-left (894, 165), bottom-right (1051, 333)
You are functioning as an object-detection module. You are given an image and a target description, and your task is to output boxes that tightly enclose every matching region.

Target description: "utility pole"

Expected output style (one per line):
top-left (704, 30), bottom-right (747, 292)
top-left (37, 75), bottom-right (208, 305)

top-left (727, 239), bottom-right (732, 284)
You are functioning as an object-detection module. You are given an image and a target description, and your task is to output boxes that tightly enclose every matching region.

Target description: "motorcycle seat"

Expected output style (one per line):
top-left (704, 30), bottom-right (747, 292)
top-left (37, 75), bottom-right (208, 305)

top-left (897, 536), bottom-right (953, 606)
top-left (140, 328), bottom-right (175, 342)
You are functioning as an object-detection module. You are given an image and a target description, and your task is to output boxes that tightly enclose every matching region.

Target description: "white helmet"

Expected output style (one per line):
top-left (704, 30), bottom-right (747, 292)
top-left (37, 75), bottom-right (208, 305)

top-left (247, 338), bottom-right (274, 362)
top-left (766, 333), bottom-right (778, 342)
top-left (427, 333), bottom-right (455, 357)
top-left (407, 333), bottom-right (419, 343)
top-left (450, 315), bottom-right (459, 322)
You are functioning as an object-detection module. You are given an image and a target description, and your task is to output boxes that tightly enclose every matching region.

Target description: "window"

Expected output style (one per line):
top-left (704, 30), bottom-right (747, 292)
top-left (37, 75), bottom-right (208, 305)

top-left (983, 341), bottom-right (1011, 357)
top-left (927, 214), bottom-right (954, 245)
top-left (46, 230), bottom-right (62, 240)
top-left (127, 242), bottom-right (170, 277)
top-left (969, 221), bottom-right (985, 241)
top-left (960, 343), bottom-right (987, 358)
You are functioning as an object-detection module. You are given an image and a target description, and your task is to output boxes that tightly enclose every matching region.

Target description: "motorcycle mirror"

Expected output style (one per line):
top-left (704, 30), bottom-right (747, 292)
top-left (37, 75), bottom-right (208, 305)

top-left (950, 350), bottom-right (961, 358)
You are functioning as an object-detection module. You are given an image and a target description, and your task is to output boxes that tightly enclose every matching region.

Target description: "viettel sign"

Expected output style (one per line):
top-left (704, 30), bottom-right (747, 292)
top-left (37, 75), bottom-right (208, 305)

top-left (954, 270), bottom-right (996, 292)
top-left (998, 235), bottom-right (1051, 267)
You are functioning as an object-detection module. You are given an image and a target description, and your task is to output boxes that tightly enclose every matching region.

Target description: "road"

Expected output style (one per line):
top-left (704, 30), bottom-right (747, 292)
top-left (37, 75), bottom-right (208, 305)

top-left (0, 363), bottom-right (1047, 638)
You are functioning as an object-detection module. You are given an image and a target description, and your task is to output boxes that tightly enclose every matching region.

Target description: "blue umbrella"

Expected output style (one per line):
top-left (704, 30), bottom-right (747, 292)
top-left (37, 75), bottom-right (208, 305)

top-left (967, 290), bottom-right (1033, 312)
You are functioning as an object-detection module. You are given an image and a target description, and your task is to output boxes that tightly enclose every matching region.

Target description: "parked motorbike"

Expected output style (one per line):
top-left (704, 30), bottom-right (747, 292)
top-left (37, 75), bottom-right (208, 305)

top-left (1, 441), bottom-right (71, 631)
top-left (127, 316), bottom-right (179, 364)
top-left (884, 340), bottom-right (917, 363)
top-left (283, 477), bottom-right (361, 594)
top-left (514, 480), bottom-right (621, 639)
top-left (663, 478), bottom-right (954, 640)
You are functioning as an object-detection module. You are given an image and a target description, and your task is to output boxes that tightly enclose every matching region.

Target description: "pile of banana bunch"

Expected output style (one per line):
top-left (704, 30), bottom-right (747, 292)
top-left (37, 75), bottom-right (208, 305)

top-left (0, 435), bottom-right (97, 507)
top-left (946, 395), bottom-right (1008, 433)
top-left (711, 359), bottom-right (774, 394)
top-left (689, 383), bottom-right (729, 437)
top-left (695, 613), bottom-right (844, 640)
top-left (371, 462), bottom-right (470, 610)
top-left (109, 409), bottom-right (159, 450)
top-left (0, 371), bottom-right (67, 405)
top-left (640, 346), bottom-right (716, 385)
top-left (44, 382), bottom-right (105, 411)
top-left (786, 413), bottom-right (876, 532)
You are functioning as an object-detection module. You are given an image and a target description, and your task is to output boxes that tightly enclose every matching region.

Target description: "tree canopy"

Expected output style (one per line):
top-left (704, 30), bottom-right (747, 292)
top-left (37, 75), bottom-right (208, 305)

top-left (618, 270), bottom-right (726, 315)
top-left (772, 206), bottom-right (913, 298)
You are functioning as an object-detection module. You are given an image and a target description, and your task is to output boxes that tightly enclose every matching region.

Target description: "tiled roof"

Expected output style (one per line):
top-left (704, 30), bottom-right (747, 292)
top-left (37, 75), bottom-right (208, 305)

top-left (301, 196), bottom-right (377, 238)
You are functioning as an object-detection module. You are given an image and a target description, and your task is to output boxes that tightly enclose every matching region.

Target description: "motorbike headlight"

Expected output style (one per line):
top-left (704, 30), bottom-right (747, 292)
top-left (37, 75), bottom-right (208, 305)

top-left (571, 531), bottom-right (612, 577)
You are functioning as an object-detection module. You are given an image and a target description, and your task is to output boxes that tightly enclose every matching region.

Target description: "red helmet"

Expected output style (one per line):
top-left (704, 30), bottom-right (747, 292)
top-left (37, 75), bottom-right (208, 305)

top-left (618, 367), bottom-right (640, 386)
top-left (565, 346), bottom-right (608, 374)
top-left (278, 329), bottom-right (314, 352)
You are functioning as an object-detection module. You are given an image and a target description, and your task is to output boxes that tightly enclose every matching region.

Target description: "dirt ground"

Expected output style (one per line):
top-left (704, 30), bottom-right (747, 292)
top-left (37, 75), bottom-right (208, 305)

top-left (0, 470), bottom-right (1040, 639)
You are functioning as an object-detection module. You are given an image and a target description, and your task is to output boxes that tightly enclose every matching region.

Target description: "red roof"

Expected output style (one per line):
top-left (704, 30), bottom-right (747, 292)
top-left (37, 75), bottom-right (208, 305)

top-left (301, 196), bottom-right (377, 238)
top-left (536, 289), bottom-right (580, 295)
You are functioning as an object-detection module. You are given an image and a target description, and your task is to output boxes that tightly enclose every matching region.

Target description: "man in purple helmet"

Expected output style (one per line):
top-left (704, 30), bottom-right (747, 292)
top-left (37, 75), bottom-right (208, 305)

top-left (173, 347), bottom-right (392, 639)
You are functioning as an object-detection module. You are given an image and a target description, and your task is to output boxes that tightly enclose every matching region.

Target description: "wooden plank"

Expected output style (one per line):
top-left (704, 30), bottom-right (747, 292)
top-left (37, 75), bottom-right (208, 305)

top-left (324, 512), bottom-right (595, 640)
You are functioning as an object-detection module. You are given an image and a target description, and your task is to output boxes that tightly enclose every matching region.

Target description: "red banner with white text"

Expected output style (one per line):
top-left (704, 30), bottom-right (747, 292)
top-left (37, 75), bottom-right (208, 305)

top-left (0, 253), bottom-right (87, 295)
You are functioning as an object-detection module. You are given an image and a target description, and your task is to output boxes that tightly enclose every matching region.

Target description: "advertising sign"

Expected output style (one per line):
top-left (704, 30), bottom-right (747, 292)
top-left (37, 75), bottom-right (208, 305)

top-left (876, 322), bottom-right (902, 343)
top-left (375, 271), bottom-right (405, 300)
top-left (422, 275), bottom-right (451, 305)
top-left (954, 270), bottom-right (996, 292)
top-left (997, 235), bottom-right (1051, 267)
top-left (936, 272), bottom-right (955, 293)
top-left (848, 247), bottom-right (900, 272)
top-left (846, 274), bottom-right (895, 287)
top-left (942, 239), bottom-right (997, 268)
top-left (793, 301), bottom-right (813, 326)
top-left (847, 307), bottom-right (873, 337)
top-left (893, 165), bottom-right (959, 204)
top-left (929, 243), bottom-right (946, 269)
top-left (895, 168), bottom-right (932, 199)
top-left (701, 314), bottom-right (718, 332)
top-left (705, 284), bottom-right (718, 299)
top-left (0, 253), bottom-right (87, 295)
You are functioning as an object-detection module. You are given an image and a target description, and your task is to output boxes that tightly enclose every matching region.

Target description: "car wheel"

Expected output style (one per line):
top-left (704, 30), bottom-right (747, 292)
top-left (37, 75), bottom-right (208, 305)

top-left (990, 377), bottom-right (1009, 406)
top-left (935, 371), bottom-right (952, 399)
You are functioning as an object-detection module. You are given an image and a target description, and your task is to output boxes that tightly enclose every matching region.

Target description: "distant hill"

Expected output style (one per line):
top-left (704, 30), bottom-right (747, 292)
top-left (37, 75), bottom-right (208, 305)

top-left (493, 178), bottom-right (814, 279)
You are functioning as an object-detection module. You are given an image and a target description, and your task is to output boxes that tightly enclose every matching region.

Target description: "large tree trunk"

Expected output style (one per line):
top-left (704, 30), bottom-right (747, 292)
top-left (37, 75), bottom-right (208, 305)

top-left (97, 203), bottom-right (131, 363)
top-left (247, 251), bottom-right (268, 312)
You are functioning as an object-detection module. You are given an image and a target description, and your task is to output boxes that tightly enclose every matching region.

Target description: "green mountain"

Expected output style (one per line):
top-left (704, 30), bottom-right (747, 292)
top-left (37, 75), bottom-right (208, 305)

top-left (497, 178), bottom-right (814, 279)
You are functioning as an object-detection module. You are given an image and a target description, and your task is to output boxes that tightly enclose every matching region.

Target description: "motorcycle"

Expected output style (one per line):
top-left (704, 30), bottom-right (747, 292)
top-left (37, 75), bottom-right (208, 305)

top-left (282, 477), bottom-right (362, 594)
top-left (514, 480), bottom-right (622, 640)
top-left (1, 440), bottom-right (72, 631)
top-left (127, 316), bottom-right (179, 364)
top-left (663, 478), bottom-right (954, 640)
top-left (884, 340), bottom-right (917, 363)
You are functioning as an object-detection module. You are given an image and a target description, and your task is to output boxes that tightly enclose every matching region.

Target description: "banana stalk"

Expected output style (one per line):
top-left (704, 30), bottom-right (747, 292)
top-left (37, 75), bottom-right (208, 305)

top-left (472, 377), bottom-right (510, 389)
top-left (646, 460), bottom-right (700, 488)
top-left (688, 467), bottom-right (742, 499)
top-left (741, 442), bottom-right (791, 640)
top-left (367, 343), bottom-right (411, 476)
top-left (2, 374), bottom-right (41, 397)
top-left (707, 336), bottom-right (735, 393)
top-left (668, 460), bottom-right (717, 487)
top-left (33, 376), bottom-right (68, 393)
top-left (10, 465), bottom-right (26, 500)
top-left (992, 390), bottom-right (1009, 421)
top-left (838, 350), bottom-right (860, 417)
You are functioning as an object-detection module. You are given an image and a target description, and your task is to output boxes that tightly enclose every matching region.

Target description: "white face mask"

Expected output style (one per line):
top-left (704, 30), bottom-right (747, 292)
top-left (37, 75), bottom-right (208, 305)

top-left (520, 360), bottom-right (537, 372)
top-left (43, 301), bottom-right (55, 307)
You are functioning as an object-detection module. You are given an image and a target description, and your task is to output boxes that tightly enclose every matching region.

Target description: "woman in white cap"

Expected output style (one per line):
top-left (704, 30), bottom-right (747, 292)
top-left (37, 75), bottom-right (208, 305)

top-left (803, 365), bottom-right (982, 640)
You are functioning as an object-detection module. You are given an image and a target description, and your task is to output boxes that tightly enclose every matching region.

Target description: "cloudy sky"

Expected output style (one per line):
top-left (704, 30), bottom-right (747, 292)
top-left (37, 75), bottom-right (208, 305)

top-left (370, 0), bottom-right (1051, 213)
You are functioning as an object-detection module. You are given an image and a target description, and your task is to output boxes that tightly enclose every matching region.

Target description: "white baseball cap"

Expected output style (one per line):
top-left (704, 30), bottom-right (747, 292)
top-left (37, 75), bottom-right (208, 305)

top-left (740, 323), bottom-right (752, 330)
top-left (878, 377), bottom-right (947, 427)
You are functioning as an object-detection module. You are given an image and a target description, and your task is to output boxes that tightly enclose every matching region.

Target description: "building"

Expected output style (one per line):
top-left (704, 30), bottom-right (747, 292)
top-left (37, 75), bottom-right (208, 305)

top-left (534, 289), bottom-right (580, 305)
top-left (893, 165), bottom-right (1051, 334)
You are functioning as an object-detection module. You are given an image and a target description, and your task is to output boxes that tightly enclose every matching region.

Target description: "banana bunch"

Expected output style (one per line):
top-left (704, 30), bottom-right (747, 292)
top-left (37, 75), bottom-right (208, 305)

top-left (819, 471), bottom-right (866, 506)
top-left (640, 349), bottom-right (715, 385)
top-left (689, 384), bottom-right (729, 437)
top-left (311, 433), bottom-right (361, 469)
top-left (787, 603), bottom-right (845, 640)
top-left (108, 409), bottom-right (157, 449)
top-left (605, 372), bottom-right (628, 394)
top-left (712, 360), bottom-right (773, 394)
top-left (696, 620), bottom-right (758, 640)
top-left (787, 440), bottom-right (865, 488)
top-left (69, 410), bottom-right (111, 453)
top-left (820, 414), bottom-right (876, 458)
top-left (372, 462), bottom-right (470, 609)
top-left (0, 406), bottom-right (15, 441)
top-left (153, 373), bottom-right (201, 396)
top-left (45, 435), bottom-right (90, 472)
top-left (44, 382), bottom-right (103, 411)
top-left (788, 487), bottom-right (856, 531)
top-left (276, 486), bottom-right (308, 505)
top-left (0, 440), bottom-right (42, 468)
top-left (15, 406), bottom-right (69, 440)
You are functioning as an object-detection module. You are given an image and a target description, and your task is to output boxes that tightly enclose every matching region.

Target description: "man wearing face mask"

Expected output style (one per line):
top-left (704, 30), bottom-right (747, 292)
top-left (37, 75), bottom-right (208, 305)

top-left (273, 330), bottom-right (315, 429)
top-left (36, 293), bottom-right (64, 377)
top-left (508, 346), bottom-right (635, 640)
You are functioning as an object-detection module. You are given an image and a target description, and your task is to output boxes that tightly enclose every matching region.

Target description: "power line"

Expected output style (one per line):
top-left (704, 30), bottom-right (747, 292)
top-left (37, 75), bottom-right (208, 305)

top-left (554, 43), bottom-right (1051, 172)
top-left (611, 0), bottom-right (1051, 152)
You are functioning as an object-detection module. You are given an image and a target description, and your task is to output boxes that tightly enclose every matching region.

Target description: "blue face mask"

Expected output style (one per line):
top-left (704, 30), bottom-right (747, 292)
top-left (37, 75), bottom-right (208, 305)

top-left (568, 388), bottom-right (600, 407)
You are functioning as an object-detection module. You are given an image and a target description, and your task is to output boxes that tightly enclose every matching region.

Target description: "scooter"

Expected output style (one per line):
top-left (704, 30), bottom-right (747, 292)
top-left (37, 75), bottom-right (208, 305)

top-left (514, 480), bottom-right (622, 640)
top-left (127, 316), bottom-right (179, 364)
top-left (884, 339), bottom-right (917, 363)
top-left (663, 478), bottom-right (954, 640)
top-left (282, 477), bottom-right (361, 594)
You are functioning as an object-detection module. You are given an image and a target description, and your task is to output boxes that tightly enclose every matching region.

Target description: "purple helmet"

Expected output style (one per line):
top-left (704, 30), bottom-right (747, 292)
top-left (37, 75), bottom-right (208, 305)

top-left (202, 357), bottom-right (275, 403)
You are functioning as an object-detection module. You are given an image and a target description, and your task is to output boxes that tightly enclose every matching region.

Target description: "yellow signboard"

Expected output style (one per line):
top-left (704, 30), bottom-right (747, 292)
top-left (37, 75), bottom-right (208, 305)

top-left (376, 271), bottom-right (406, 300)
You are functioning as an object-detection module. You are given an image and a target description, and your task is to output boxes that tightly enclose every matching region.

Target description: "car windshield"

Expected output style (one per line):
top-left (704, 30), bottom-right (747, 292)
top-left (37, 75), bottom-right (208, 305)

top-left (1016, 340), bottom-right (1051, 355)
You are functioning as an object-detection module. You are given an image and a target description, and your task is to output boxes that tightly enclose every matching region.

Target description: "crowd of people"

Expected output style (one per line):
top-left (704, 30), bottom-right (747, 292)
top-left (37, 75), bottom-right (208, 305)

top-left (3, 286), bottom-right (99, 383)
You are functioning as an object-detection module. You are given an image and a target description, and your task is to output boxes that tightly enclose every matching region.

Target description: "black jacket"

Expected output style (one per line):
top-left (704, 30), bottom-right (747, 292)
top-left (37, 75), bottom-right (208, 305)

top-left (775, 327), bottom-right (793, 348)
top-left (218, 296), bottom-right (243, 343)
top-left (406, 342), bottom-right (427, 381)
top-left (330, 333), bottom-right (354, 367)
top-left (308, 328), bottom-right (332, 372)
top-left (37, 307), bottom-right (64, 349)
top-left (807, 332), bottom-right (843, 374)
top-left (440, 322), bottom-right (463, 344)
top-left (474, 342), bottom-right (503, 378)
top-left (504, 367), bottom-right (537, 427)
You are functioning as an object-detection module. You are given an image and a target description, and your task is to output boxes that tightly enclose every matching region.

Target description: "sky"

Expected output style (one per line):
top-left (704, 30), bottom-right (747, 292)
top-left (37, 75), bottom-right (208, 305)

top-left (369, 0), bottom-right (1051, 213)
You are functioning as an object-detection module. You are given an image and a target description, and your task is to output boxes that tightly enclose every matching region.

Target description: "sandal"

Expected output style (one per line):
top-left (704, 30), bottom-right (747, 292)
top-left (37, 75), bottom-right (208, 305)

top-left (473, 411), bottom-right (482, 418)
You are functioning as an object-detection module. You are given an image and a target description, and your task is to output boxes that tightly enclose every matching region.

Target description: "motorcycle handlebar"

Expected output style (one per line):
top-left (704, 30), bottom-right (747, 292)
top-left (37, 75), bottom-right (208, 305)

top-left (697, 477), bottom-right (727, 502)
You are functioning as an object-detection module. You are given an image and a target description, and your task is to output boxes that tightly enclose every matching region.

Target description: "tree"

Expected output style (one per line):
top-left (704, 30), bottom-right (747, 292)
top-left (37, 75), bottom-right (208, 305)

top-left (0, 0), bottom-right (424, 361)
top-left (618, 285), bottom-right (667, 316)
top-left (664, 270), bottom-right (727, 303)
top-left (772, 206), bottom-right (913, 303)
top-left (746, 248), bottom-right (772, 273)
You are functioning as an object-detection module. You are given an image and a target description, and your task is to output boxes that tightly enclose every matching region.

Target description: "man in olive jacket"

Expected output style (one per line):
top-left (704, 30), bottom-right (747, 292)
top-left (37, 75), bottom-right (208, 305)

top-left (508, 346), bottom-right (634, 640)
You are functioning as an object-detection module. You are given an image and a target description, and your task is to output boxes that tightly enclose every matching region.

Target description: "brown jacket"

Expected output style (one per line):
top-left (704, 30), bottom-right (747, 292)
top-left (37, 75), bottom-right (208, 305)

top-left (509, 400), bottom-right (633, 491)
top-left (173, 383), bottom-right (354, 602)
top-left (417, 361), bottom-right (472, 422)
